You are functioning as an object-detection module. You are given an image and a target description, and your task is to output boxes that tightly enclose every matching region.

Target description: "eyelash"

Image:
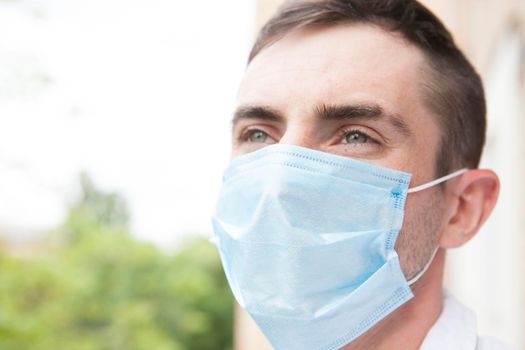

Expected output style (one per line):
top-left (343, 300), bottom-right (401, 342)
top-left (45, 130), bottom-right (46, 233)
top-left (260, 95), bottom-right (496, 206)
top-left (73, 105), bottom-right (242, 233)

top-left (240, 127), bottom-right (271, 142)
top-left (238, 126), bottom-right (379, 146)
top-left (338, 127), bottom-right (377, 145)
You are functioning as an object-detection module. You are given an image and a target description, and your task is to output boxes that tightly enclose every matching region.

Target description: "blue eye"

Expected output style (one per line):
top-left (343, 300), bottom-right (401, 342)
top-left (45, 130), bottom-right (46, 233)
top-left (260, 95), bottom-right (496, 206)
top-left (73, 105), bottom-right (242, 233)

top-left (344, 131), bottom-right (369, 144)
top-left (248, 130), bottom-right (269, 143)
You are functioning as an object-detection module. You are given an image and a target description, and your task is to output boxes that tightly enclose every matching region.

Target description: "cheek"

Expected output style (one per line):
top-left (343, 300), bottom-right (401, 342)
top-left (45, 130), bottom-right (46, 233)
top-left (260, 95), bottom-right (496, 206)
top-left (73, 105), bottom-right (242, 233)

top-left (230, 149), bottom-right (244, 160)
top-left (395, 190), bottom-right (445, 278)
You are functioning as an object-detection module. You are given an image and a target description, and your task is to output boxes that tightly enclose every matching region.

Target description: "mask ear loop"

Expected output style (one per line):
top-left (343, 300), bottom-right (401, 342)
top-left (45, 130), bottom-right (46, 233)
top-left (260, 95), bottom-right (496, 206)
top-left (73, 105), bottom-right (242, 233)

top-left (406, 169), bottom-right (468, 285)
top-left (407, 169), bottom-right (468, 194)
top-left (407, 247), bottom-right (440, 285)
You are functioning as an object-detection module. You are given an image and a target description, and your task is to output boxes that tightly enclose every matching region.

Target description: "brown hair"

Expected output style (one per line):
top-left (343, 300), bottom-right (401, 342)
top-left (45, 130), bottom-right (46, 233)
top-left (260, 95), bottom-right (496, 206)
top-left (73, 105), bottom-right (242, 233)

top-left (248, 0), bottom-right (486, 176)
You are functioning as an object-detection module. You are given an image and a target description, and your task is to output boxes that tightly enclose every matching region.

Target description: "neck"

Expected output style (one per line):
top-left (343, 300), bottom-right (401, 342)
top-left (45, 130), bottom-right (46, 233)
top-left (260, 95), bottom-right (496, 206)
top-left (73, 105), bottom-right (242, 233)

top-left (342, 249), bottom-right (446, 350)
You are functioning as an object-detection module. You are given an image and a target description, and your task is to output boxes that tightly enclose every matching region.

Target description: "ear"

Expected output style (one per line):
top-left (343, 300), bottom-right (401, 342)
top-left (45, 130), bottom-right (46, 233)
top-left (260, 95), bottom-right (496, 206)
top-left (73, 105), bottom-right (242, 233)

top-left (438, 169), bottom-right (500, 249)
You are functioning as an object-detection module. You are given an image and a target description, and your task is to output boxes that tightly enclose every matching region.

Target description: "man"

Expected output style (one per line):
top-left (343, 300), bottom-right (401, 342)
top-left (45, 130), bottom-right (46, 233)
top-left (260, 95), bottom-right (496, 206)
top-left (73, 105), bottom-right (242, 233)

top-left (211, 0), bottom-right (507, 349)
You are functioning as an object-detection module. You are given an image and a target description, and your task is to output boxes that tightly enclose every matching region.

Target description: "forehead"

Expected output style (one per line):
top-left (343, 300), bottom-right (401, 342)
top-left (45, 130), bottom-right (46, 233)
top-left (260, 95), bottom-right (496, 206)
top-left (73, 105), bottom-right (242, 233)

top-left (238, 23), bottom-right (430, 120)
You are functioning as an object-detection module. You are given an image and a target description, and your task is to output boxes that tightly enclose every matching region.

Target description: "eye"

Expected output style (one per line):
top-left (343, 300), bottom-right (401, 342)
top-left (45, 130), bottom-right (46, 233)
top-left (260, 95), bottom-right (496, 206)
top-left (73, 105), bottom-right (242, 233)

top-left (247, 129), bottom-right (269, 143)
top-left (343, 130), bottom-right (370, 144)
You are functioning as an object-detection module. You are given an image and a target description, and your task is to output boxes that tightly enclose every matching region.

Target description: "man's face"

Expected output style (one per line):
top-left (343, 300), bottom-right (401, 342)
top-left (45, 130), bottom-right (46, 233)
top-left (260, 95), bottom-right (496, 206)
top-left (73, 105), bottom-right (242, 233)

top-left (232, 24), bottom-right (446, 279)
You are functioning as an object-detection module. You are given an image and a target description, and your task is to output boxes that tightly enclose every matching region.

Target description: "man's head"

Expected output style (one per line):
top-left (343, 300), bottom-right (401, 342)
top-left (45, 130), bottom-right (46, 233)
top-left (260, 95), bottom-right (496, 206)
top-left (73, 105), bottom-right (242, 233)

top-left (231, 0), bottom-right (498, 281)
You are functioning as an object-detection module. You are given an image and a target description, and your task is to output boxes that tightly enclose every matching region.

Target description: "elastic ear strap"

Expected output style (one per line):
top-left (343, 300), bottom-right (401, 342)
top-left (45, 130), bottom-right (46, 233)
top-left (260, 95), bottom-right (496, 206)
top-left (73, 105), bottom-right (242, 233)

top-left (407, 169), bottom-right (468, 194)
top-left (407, 247), bottom-right (440, 286)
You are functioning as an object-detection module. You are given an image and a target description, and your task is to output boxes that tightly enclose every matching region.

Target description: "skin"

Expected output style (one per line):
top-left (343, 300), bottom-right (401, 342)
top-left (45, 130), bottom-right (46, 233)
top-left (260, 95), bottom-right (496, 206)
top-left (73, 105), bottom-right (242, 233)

top-left (231, 23), bottom-right (499, 350)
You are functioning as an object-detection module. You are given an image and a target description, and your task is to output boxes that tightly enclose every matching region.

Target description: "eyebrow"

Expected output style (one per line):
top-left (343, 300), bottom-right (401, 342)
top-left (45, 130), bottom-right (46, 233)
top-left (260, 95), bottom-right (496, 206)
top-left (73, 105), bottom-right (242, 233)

top-left (315, 103), bottom-right (412, 137)
top-left (232, 106), bottom-right (283, 127)
top-left (232, 103), bottom-right (412, 137)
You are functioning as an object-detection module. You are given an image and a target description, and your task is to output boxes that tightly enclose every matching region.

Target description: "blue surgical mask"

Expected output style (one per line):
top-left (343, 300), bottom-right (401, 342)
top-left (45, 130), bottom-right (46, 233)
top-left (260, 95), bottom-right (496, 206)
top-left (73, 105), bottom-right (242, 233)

top-left (211, 144), bottom-right (466, 350)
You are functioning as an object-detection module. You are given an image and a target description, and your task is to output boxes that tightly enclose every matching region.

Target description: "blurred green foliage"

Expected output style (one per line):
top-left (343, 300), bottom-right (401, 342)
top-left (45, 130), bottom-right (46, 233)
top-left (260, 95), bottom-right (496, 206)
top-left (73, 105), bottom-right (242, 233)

top-left (0, 174), bottom-right (233, 350)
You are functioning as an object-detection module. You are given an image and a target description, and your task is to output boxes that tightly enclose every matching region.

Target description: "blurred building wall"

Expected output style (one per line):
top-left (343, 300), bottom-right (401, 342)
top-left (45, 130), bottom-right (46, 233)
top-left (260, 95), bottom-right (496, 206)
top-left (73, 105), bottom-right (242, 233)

top-left (236, 1), bottom-right (525, 349)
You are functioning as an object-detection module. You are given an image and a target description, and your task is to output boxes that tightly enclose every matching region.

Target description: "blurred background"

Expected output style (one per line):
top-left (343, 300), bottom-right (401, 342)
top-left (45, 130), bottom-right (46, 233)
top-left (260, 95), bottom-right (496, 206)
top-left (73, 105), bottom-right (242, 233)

top-left (0, 0), bottom-right (523, 349)
top-left (0, 0), bottom-right (254, 349)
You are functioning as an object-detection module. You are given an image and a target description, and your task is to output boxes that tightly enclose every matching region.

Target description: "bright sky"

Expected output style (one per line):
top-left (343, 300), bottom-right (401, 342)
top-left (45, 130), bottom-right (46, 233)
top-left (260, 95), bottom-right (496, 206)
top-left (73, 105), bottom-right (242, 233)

top-left (0, 0), bottom-right (256, 247)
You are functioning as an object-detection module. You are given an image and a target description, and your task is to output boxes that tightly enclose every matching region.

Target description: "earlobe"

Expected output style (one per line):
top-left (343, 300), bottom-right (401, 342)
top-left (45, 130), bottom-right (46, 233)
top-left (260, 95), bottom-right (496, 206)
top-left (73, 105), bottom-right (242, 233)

top-left (438, 169), bottom-right (500, 249)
